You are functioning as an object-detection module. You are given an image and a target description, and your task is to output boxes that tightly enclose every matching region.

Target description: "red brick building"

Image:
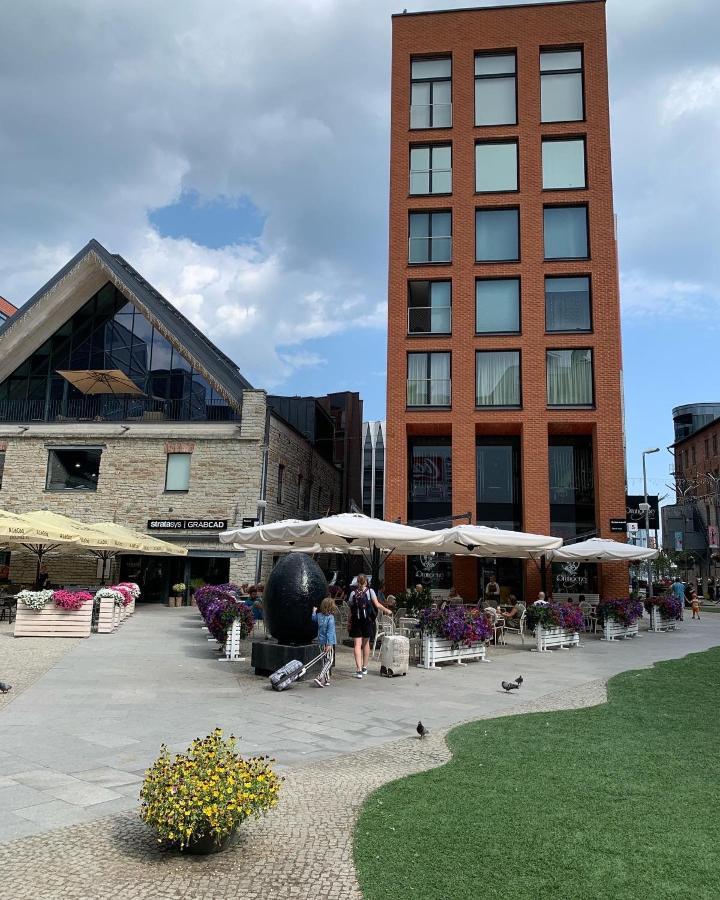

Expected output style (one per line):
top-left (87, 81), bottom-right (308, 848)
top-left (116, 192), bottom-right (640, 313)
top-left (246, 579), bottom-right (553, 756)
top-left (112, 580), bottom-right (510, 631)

top-left (385, 0), bottom-right (627, 601)
top-left (0, 296), bottom-right (17, 324)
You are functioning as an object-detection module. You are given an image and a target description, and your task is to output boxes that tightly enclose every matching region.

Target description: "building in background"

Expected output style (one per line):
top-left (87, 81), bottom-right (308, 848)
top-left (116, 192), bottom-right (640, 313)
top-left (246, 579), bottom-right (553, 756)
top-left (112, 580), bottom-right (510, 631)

top-left (664, 405), bottom-right (720, 588)
top-left (362, 420), bottom-right (386, 518)
top-left (0, 297), bottom-right (17, 325)
top-left (384, 1), bottom-right (627, 602)
top-left (0, 240), bottom-right (341, 600)
top-left (318, 391), bottom-right (363, 513)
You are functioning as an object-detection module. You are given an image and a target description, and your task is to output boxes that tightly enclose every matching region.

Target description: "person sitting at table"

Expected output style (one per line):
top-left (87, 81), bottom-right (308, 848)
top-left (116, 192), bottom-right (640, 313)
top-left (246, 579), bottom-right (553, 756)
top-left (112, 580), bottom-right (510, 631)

top-left (533, 591), bottom-right (548, 606)
top-left (247, 585), bottom-right (263, 619)
top-left (447, 586), bottom-right (462, 604)
top-left (577, 594), bottom-right (586, 606)
top-left (384, 593), bottom-right (397, 610)
top-left (502, 596), bottom-right (525, 620)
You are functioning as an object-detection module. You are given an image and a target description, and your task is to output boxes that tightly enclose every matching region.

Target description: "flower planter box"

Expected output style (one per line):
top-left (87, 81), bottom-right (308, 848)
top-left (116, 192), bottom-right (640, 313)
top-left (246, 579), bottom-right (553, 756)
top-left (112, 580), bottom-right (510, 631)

top-left (97, 597), bottom-right (120, 634)
top-left (128, 598), bottom-right (136, 616)
top-left (421, 636), bottom-right (487, 669)
top-left (14, 601), bottom-right (93, 638)
top-left (534, 625), bottom-right (579, 652)
top-left (649, 606), bottom-right (678, 633)
top-left (602, 620), bottom-right (639, 641)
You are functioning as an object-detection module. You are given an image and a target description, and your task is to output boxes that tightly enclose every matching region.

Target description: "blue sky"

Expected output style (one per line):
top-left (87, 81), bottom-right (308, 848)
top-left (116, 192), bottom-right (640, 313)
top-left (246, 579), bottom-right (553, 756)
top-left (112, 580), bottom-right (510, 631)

top-left (1, 0), bottom-right (719, 501)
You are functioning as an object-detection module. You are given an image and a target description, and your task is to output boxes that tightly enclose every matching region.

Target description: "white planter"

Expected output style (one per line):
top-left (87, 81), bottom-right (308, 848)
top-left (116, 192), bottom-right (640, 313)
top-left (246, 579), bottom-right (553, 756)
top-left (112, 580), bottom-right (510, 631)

top-left (602, 619), bottom-right (639, 641)
top-left (97, 597), bottom-right (121, 633)
top-left (14, 601), bottom-right (93, 638)
top-left (534, 625), bottom-right (579, 652)
top-left (649, 606), bottom-right (679, 633)
top-left (421, 636), bottom-right (486, 669)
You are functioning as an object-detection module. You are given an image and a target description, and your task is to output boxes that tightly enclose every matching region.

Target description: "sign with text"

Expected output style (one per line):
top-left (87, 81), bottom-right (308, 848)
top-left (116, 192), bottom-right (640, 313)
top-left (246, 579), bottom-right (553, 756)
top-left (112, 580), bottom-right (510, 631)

top-left (626, 494), bottom-right (659, 529)
top-left (147, 519), bottom-right (228, 531)
top-left (242, 517), bottom-right (260, 529)
top-left (609, 518), bottom-right (627, 533)
top-left (674, 531), bottom-right (684, 552)
top-left (627, 522), bottom-right (639, 533)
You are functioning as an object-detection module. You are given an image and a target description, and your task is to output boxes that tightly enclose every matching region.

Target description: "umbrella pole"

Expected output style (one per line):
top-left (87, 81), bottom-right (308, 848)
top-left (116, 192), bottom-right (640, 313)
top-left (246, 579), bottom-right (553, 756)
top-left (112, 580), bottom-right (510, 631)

top-left (540, 554), bottom-right (548, 596)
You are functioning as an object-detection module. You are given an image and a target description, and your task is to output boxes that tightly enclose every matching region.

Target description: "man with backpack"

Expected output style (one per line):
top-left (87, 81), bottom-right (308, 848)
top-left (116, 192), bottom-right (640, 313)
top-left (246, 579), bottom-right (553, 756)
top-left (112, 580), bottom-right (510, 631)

top-left (348, 574), bottom-right (393, 679)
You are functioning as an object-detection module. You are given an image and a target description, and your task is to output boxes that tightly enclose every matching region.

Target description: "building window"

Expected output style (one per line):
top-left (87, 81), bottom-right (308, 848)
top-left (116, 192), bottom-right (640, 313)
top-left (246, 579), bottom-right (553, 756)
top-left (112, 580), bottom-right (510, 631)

top-left (705, 438), bottom-right (710, 459)
top-left (713, 434), bottom-right (717, 456)
top-left (407, 352), bottom-right (451, 407)
top-left (476, 438), bottom-right (522, 531)
top-left (544, 205), bottom-right (588, 259)
top-left (408, 437), bottom-right (452, 523)
top-left (410, 145), bottom-right (452, 195)
top-left (297, 474), bottom-right (304, 510)
top-left (540, 49), bottom-right (584, 123)
top-left (547, 349), bottom-right (593, 407)
top-left (409, 211), bottom-right (452, 264)
top-left (411, 57), bottom-right (452, 129)
top-left (549, 436), bottom-right (595, 540)
top-left (362, 428), bottom-right (373, 516)
top-left (408, 281), bottom-right (451, 334)
top-left (691, 445), bottom-right (696, 465)
top-left (46, 448), bottom-right (102, 492)
top-left (542, 138), bottom-right (586, 189)
top-left (545, 276), bottom-right (591, 332)
top-left (476, 208), bottom-right (519, 262)
top-left (375, 427), bottom-right (385, 518)
top-left (476, 351), bottom-right (520, 407)
top-left (683, 449), bottom-right (688, 469)
top-left (476, 278), bottom-right (520, 334)
top-left (305, 480), bottom-right (313, 513)
top-left (0, 450), bottom-right (4, 489)
top-left (475, 141), bottom-right (518, 193)
top-left (165, 453), bottom-right (191, 492)
top-left (277, 464), bottom-right (284, 503)
top-left (475, 52), bottom-right (516, 126)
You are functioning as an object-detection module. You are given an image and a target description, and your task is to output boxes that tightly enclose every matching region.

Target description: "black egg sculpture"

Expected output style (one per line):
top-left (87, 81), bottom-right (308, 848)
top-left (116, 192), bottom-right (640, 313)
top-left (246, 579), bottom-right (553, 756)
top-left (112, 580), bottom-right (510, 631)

top-left (263, 553), bottom-right (327, 645)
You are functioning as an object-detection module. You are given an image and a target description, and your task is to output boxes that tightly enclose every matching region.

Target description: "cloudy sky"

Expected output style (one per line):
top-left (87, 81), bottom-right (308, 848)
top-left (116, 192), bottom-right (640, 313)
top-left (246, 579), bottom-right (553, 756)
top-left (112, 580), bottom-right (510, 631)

top-left (1, 0), bottom-right (719, 497)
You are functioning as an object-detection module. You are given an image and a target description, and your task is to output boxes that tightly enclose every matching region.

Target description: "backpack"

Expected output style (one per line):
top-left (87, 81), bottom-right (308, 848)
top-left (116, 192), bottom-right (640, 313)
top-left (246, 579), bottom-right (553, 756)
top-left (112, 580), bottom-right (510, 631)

top-left (352, 588), bottom-right (376, 621)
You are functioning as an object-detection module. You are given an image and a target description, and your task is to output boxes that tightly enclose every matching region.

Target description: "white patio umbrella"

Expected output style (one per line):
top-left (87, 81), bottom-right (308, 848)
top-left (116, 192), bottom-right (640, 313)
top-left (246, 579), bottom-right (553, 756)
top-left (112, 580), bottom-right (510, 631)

top-left (423, 524), bottom-right (563, 559)
top-left (547, 537), bottom-right (659, 563)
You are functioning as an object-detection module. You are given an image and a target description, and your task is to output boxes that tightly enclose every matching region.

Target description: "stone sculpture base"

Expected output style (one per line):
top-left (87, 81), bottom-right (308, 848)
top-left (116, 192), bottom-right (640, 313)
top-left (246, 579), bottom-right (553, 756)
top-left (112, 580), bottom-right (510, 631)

top-left (251, 641), bottom-right (320, 677)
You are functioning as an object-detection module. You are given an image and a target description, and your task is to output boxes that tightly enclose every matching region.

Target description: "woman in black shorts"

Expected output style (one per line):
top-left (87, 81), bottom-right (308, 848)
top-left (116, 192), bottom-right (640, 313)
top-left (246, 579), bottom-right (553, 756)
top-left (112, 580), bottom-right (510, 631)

top-left (348, 574), bottom-right (393, 679)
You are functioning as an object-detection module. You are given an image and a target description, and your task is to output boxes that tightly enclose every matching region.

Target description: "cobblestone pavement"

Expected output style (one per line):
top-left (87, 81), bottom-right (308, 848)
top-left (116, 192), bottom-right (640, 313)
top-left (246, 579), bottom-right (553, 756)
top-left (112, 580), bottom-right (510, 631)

top-left (0, 679), bottom-right (607, 900)
top-left (0, 620), bottom-right (81, 712)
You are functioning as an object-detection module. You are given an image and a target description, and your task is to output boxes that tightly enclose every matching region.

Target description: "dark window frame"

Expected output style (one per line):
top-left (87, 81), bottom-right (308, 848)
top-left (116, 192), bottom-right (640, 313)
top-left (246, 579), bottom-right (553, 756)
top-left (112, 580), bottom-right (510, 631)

top-left (543, 203), bottom-right (590, 261)
top-left (541, 135), bottom-right (588, 191)
top-left (546, 347), bottom-right (595, 409)
top-left (474, 50), bottom-right (518, 127)
top-left (476, 435), bottom-right (523, 530)
top-left (406, 350), bottom-right (452, 408)
top-left (45, 447), bottom-right (103, 493)
top-left (540, 46), bottom-right (586, 124)
top-left (475, 206), bottom-right (521, 263)
top-left (474, 139), bottom-right (520, 194)
top-left (410, 55), bottom-right (453, 130)
top-left (407, 279), bottom-right (452, 336)
top-left (475, 349), bottom-right (522, 409)
top-left (475, 276), bottom-right (521, 335)
top-left (408, 210), bottom-right (453, 265)
top-left (544, 273), bottom-right (593, 333)
top-left (0, 450), bottom-right (5, 490)
top-left (277, 464), bottom-right (285, 504)
top-left (409, 142), bottom-right (453, 196)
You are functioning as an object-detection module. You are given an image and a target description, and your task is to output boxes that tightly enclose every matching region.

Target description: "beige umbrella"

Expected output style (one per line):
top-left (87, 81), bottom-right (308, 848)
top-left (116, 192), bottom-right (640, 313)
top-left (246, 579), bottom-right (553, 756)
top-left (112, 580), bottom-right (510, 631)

top-left (95, 522), bottom-right (188, 557)
top-left (0, 509), bottom-right (83, 585)
top-left (57, 369), bottom-right (144, 396)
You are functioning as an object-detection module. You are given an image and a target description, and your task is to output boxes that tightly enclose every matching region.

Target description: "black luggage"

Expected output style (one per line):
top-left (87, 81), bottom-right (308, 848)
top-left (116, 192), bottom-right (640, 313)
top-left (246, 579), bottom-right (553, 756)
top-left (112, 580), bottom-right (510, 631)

top-left (269, 652), bottom-right (325, 691)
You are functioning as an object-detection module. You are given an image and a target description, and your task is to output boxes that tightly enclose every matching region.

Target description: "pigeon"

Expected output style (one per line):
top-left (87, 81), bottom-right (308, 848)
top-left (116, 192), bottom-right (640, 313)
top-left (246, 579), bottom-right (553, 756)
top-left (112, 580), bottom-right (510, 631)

top-left (0, 682), bottom-right (12, 694)
top-left (501, 680), bottom-right (520, 693)
top-left (515, 676), bottom-right (523, 686)
top-left (417, 721), bottom-right (428, 739)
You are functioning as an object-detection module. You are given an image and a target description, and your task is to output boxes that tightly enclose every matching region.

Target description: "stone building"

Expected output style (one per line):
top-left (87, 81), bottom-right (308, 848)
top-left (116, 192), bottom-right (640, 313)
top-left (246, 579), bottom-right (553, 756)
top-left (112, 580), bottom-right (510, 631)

top-left (0, 239), bottom-right (341, 601)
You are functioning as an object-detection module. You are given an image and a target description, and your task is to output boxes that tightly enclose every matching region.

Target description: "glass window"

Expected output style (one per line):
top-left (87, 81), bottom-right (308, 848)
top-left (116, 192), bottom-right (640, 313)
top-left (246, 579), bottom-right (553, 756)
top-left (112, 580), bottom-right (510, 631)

top-left (541, 49), bottom-right (584, 122)
top-left (542, 138), bottom-right (586, 189)
top-left (408, 281), bottom-right (451, 334)
top-left (476, 279), bottom-right (520, 333)
top-left (0, 450), bottom-right (4, 489)
top-left (476, 208), bottom-right (519, 262)
top-left (544, 206), bottom-right (588, 259)
top-left (165, 453), bottom-right (191, 491)
top-left (475, 53), bottom-right (516, 126)
top-left (46, 448), bottom-right (102, 491)
top-left (476, 439), bottom-right (522, 532)
top-left (407, 352), bottom-right (451, 406)
top-left (375, 428), bottom-right (385, 517)
top-left (547, 349), bottom-right (593, 406)
top-left (277, 464), bottom-right (284, 503)
top-left (476, 351), bottom-right (520, 407)
top-left (476, 142), bottom-right (518, 192)
top-left (408, 438), bottom-right (452, 523)
top-left (410, 145), bottom-right (451, 195)
top-left (549, 436), bottom-right (595, 539)
top-left (411, 57), bottom-right (452, 129)
top-left (409, 211), bottom-right (452, 264)
top-left (545, 277), bottom-right (591, 332)
top-left (297, 474), bottom-right (304, 510)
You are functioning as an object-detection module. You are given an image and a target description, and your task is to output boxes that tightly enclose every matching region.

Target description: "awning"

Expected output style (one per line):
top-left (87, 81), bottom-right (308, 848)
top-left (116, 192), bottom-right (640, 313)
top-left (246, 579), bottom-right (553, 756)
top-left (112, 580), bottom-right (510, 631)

top-left (547, 537), bottom-right (659, 563)
top-left (94, 522), bottom-right (188, 557)
top-left (56, 369), bottom-right (144, 396)
top-left (0, 510), bottom-right (83, 547)
top-left (420, 524), bottom-right (563, 559)
top-left (22, 511), bottom-right (137, 553)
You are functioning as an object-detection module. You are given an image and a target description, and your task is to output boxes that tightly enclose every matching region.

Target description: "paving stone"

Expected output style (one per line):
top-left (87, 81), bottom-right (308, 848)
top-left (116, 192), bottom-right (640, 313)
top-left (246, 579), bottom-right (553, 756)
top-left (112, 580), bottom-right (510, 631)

top-left (69, 767), bottom-right (143, 788)
top-left (41, 782), bottom-right (123, 807)
top-left (12, 769), bottom-right (81, 790)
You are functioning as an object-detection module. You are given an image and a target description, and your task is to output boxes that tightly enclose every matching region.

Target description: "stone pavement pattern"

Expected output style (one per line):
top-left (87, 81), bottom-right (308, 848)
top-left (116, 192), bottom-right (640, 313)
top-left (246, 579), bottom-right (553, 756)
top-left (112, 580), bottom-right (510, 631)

top-left (0, 679), bottom-right (608, 900)
top-left (1, 607), bottom-right (720, 844)
top-left (0, 619), bottom-right (80, 712)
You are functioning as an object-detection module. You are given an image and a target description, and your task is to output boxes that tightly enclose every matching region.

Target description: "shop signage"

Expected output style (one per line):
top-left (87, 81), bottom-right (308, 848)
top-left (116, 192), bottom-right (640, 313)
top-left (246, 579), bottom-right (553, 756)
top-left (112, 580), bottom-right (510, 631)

top-left (674, 531), bottom-right (684, 552)
top-left (242, 517), bottom-right (260, 528)
top-left (627, 522), bottom-right (638, 533)
top-left (609, 518), bottom-right (627, 533)
top-left (626, 494), bottom-right (659, 528)
top-left (147, 519), bottom-right (228, 531)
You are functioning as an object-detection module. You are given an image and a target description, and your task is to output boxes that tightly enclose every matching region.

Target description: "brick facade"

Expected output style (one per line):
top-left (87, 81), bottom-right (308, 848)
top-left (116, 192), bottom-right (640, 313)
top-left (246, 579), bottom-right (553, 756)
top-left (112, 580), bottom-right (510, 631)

top-left (385, 1), bottom-right (627, 599)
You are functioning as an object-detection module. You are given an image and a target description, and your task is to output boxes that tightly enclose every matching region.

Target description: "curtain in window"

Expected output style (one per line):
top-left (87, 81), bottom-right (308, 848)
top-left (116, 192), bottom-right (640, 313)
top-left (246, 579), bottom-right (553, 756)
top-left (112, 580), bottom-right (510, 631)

top-left (547, 349), bottom-right (593, 405)
top-left (476, 351), bottom-right (519, 406)
top-left (545, 277), bottom-right (590, 331)
top-left (166, 453), bottom-right (191, 491)
top-left (407, 353), bottom-right (427, 405)
top-left (429, 353), bottom-right (450, 405)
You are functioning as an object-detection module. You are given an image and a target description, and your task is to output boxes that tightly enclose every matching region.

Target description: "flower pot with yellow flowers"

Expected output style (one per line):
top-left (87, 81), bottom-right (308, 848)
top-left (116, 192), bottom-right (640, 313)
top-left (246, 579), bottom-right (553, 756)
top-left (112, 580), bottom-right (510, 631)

top-left (139, 727), bottom-right (281, 854)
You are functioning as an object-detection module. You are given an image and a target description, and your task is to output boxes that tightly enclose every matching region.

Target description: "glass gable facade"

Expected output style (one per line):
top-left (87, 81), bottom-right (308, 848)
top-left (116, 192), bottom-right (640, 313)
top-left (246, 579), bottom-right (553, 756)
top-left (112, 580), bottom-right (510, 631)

top-left (0, 283), bottom-right (238, 422)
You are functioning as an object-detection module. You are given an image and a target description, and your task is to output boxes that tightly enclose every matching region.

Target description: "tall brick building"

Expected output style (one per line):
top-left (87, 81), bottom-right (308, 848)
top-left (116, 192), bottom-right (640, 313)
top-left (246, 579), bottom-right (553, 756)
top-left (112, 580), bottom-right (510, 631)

top-left (385, 0), bottom-right (627, 601)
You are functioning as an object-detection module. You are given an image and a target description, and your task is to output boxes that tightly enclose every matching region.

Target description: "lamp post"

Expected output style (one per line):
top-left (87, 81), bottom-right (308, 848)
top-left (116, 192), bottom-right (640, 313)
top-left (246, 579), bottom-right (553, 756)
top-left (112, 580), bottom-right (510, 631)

top-left (642, 447), bottom-right (660, 598)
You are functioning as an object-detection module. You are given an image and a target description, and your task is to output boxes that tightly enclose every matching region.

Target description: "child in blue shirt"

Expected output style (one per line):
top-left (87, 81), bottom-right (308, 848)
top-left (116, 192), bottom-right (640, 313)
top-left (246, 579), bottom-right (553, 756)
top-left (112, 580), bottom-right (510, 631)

top-left (312, 597), bottom-right (337, 687)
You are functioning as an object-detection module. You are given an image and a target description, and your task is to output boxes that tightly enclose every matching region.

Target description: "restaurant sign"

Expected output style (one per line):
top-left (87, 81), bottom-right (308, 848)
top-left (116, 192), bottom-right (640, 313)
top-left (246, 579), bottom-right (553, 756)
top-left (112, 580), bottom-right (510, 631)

top-left (147, 519), bottom-right (228, 531)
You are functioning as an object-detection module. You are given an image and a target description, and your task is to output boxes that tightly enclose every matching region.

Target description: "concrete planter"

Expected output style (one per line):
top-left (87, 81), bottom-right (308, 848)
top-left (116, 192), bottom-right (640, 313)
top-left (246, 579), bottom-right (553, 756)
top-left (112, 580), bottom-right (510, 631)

top-left (649, 606), bottom-right (679, 633)
top-left (421, 636), bottom-right (486, 669)
top-left (535, 625), bottom-right (580, 652)
top-left (602, 619), bottom-right (639, 641)
top-left (14, 601), bottom-right (93, 638)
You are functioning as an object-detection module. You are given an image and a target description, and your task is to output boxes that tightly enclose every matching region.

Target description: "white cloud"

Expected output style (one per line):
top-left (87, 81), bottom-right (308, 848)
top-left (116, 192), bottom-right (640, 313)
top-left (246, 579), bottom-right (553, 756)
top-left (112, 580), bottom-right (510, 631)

top-left (620, 272), bottom-right (717, 318)
top-left (662, 66), bottom-right (720, 122)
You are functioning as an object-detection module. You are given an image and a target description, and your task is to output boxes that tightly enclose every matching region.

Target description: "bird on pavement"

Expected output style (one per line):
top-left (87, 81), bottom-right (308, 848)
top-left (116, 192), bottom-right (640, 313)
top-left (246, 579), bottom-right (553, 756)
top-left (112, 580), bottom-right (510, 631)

top-left (515, 676), bottom-right (523, 686)
top-left (501, 677), bottom-right (523, 693)
top-left (0, 682), bottom-right (12, 694)
top-left (417, 721), bottom-right (429, 739)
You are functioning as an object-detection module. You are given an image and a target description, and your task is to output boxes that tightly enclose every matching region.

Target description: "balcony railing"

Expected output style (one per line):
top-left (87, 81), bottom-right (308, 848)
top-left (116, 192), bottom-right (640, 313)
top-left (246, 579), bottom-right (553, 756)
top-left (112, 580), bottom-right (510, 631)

top-left (407, 379), bottom-right (451, 407)
top-left (408, 306), bottom-right (451, 335)
top-left (0, 396), bottom-right (240, 424)
top-left (410, 103), bottom-right (452, 129)
top-left (408, 236), bottom-right (452, 265)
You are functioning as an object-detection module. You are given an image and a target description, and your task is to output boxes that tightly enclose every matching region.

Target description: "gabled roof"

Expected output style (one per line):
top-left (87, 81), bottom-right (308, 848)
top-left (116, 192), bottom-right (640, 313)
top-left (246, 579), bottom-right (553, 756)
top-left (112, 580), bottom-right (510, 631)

top-left (0, 239), bottom-right (252, 404)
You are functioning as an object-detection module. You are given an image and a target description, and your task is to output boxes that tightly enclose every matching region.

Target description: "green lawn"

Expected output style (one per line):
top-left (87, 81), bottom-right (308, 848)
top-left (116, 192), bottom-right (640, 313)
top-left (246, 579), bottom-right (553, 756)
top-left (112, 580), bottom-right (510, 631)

top-left (355, 649), bottom-right (720, 900)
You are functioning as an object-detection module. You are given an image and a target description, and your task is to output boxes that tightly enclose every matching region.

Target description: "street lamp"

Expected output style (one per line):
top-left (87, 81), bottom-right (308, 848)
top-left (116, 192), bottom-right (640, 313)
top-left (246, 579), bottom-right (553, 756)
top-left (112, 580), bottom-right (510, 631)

top-left (642, 447), bottom-right (660, 598)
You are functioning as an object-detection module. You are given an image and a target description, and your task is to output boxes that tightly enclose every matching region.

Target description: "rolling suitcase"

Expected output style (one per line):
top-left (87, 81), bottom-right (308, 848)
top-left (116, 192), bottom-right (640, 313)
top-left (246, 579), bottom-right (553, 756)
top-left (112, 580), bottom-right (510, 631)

top-left (379, 634), bottom-right (410, 677)
top-left (269, 652), bottom-right (326, 691)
